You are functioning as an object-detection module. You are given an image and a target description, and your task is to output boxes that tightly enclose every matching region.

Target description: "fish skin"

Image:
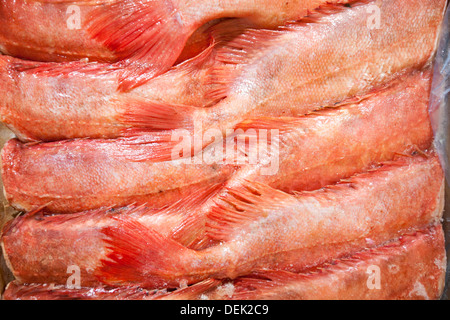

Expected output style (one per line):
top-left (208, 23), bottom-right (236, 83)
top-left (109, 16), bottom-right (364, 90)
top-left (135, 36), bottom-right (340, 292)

top-left (167, 68), bottom-right (437, 247)
top-left (210, 225), bottom-right (447, 300)
top-left (4, 225), bottom-right (445, 300)
top-left (231, 69), bottom-right (435, 193)
top-left (0, 0), bottom-right (218, 64)
top-left (122, 0), bottom-right (446, 157)
top-left (0, 0), bottom-right (117, 63)
top-left (175, 18), bottom-right (229, 65)
top-left (94, 154), bottom-right (444, 289)
top-left (0, 69), bottom-right (434, 214)
top-left (0, 68), bottom-right (435, 283)
top-left (0, 19), bottom-right (249, 142)
top-left (0, 137), bottom-right (238, 213)
top-left (86, 0), bottom-right (351, 90)
top-left (0, 0), bottom-right (444, 143)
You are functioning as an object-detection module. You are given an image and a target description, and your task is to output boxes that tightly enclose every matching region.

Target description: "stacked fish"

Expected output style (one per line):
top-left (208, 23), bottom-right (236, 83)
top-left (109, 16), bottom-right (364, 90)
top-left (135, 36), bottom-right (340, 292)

top-left (0, 0), bottom-right (447, 300)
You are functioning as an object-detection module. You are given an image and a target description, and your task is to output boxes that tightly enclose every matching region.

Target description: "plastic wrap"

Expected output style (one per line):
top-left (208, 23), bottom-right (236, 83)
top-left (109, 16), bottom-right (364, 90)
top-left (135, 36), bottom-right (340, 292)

top-left (430, 3), bottom-right (450, 182)
top-left (429, 3), bottom-right (450, 299)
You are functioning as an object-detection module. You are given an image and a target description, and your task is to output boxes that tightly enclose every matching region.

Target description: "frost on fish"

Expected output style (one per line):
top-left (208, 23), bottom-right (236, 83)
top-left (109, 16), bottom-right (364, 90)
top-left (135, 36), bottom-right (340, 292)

top-left (0, 0), bottom-right (445, 143)
top-left (94, 153), bottom-right (444, 289)
top-left (116, 0), bottom-right (446, 159)
top-left (3, 225), bottom-right (445, 300)
top-left (228, 225), bottom-right (446, 300)
top-left (86, 0), bottom-right (353, 90)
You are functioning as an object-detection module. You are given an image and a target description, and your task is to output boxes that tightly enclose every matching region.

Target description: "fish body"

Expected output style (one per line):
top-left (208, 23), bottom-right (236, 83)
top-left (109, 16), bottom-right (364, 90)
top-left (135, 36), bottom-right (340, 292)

top-left (4, 153), bottom-right (440, 288)
top-left (0, 18), bottom-right (248, 142)
top-left (1, 69), bottom-right (434, 214)
top-left (86, 0), bottom-right (352, 90)
top-left (0, 0), bottom-right (217, 64)
top-left (4, 226), bottom-right (445, 300)
top-left (0, 0), bottom-right (117, 62)
top-left (0, 183), bottom-right (223, 285)
top-left (0, 50), bottom-right (214, 142)
top-left (0, 0), bottom-right (346, 89)
top-left (1, 137), bottom-right (237, 213)
top-left (0, 0), bottom-right (444, 143)
top-left (221, 225), bottom-right (447, 300)
top-left (95, 154), bottom-right (444, 289)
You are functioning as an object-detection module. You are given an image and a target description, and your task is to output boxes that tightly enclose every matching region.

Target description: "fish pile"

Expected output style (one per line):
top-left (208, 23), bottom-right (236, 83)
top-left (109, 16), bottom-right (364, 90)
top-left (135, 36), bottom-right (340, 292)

top-left (0, 0), bottom-right (448, 300)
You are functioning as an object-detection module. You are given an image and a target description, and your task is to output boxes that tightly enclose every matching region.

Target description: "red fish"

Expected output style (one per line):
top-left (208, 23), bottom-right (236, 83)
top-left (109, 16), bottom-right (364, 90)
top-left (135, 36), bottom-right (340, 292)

top-left (0, 19), bottom-right (252, 142)
top-left (0, 0), bottom-right (221, 64)
top-left (0, 0), bottom-right (116, 62)
top-left (0, 184), bottom-right (223, 285)
top-left (86, 0), bottom-right (355, 90)
top-left (117, 0), bottom-right (446, 158)
top-left (1, 69), bottom-right (434, 215)
top-left (0, 136), bottom-right (238, 213)
top-left (4, 225), bottom-right (445, 300)
top-left (95, 154), bottom-right (444, 289)
top-left (220, 225), bottom-right (447, 300)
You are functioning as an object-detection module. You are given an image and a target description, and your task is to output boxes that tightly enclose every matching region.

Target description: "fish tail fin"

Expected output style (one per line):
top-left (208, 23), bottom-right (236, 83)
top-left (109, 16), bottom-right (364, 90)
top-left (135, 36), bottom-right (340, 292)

top-left (87, 0), bottom-right (192, 91)
top-left (118, 98), bottom-right (195, 132)
top-left (169, 183), bottom-right (225, 248)
top-left (206, 180), bottom-right (296, 242)
top-left (98, 216), bottom-right (195, 288)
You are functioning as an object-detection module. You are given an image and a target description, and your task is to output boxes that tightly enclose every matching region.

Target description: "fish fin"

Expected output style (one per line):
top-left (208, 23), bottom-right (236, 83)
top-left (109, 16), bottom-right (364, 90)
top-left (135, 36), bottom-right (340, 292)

top-left (98, 216), bottom-right (194, 287)
top-left (279, 0), bottom-right (371, 29)
top-left (206, 180), bottom-right (296, 242)
top-left (208, 18), bottom-right (256, 48)
top-left (236, 117), bottom-right (304, 133)
top-left (118, 98), bottom-right (195, 132)
top-left (12, 60), bottom-right (120, 77)
top-left (157, 279), bottom-right (222, 300)
top-left (87, 0), bottom-right (191, 91)
top-left (169, 183), bottom-right (224, 247)
top-left (232, 270), bottom-right (304, 299)
top-left (206, 28), bottom-right (281, 102)
top-left (170, 19), bottom-right (253, 106)
top-left (172, 42), bottom-right (216, 76)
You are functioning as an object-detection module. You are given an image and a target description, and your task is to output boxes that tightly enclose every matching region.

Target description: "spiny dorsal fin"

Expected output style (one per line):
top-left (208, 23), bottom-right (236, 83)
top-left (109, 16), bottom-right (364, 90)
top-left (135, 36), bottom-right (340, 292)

top-left (206, 180), bottom-right (296, 242)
